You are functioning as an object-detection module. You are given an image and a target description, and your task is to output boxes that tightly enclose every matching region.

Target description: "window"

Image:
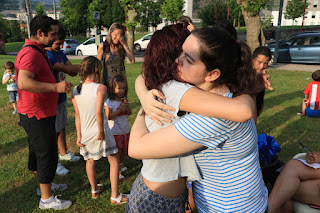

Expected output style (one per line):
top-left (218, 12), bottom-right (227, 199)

top-left (291, 37), bottom-right (306, 46)
top-left (85, 38), bottom-right (95, 45)
top-left (314, 0), bottom-right (318, 7)
top-left (312, 12), bottom-right (316, 18)
top-left (310, 36), bottom-right (320, 45)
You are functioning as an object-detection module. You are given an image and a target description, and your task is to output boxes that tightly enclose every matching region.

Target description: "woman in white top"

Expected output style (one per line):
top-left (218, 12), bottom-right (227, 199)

top-left (129, 28), bottom-right (268, 213)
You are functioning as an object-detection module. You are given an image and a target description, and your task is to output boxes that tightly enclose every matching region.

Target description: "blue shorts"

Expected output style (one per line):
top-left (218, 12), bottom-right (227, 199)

top-left (305, 107), bottom-right (320, 118)
top-left (8, 91), bottom-right (18, 103)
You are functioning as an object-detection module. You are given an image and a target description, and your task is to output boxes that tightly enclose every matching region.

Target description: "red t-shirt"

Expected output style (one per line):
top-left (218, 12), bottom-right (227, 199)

top-left (15, 39), bottom-right (58, 119)
top-left (304, 81), bottom-right (320, 110)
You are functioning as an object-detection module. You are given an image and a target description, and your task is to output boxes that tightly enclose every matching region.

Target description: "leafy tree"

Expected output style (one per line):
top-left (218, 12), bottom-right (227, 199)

top-left (137, 0), bottom-right (164, 30)
top-left (198, 0), bottom-right (244, 27)
top-left (120, 0), bottom-right (139, 55)
top-left (284, 0), bottom-right (309, 24)
top-left (228, 0), bottom-right (244, 28)
top-left (199, 1), bottom-right (227, 26)
top-left (35, 3), bottom-right (46, 16)
top-left (236, 0), bottom-right (270, 52)
top-left (60, 0), bottom-right (91, 35)
top-left (161, 0), bottom-right (184, 22)
top-left (88, 0), bottom-right (125, 29)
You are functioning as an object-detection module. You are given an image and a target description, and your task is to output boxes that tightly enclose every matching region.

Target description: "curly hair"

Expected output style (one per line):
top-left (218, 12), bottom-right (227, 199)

top-left (143, 23), bottom-right (190, 91)
top-left (77, 56), bottom-right (102, 93)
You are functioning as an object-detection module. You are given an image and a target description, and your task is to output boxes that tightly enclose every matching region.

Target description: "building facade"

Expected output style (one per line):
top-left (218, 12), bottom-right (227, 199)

top-left (265, 0), bottom-right (320, 26)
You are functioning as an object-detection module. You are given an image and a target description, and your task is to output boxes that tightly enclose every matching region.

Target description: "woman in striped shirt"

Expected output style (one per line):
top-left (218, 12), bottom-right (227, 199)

top-left (129, 28), bottom-right (268, 213)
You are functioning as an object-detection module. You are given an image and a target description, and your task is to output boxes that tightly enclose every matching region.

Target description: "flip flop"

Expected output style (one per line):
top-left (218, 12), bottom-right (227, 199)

top-left (110, 193), bottom-right (128, 205)
top-left (92, 184), bottom-right (104, 199)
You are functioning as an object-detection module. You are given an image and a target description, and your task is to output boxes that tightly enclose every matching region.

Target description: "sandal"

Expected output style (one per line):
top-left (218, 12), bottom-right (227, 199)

top-left (119, 174), bottom-right (125, 182)
top-left (119, 163), bottom-right (128, 173)
top-left (110, 193), bottom-right (128, 205)
top-left (92, 184), bottom-right (104, 199)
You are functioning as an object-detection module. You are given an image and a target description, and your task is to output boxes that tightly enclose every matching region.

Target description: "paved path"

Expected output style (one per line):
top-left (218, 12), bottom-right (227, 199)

top-left (268, 63), bottom-right (320, 72)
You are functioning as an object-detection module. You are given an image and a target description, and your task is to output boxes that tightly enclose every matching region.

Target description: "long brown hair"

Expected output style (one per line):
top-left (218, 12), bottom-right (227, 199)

top-left (106, 23), bottom-right (126, 61)
top-left (77, 56), bottom-right (102, 93)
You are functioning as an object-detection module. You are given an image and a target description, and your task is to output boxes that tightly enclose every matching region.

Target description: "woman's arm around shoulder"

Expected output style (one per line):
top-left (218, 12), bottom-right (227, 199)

top-left (179, 87), bottom-right (255, 123)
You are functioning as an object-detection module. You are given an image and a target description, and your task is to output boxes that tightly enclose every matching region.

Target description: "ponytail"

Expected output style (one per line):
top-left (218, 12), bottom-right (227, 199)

top-left (232, 42), bottom-right (256, 97)
top-left (77, 82), bottom-right (83, 94)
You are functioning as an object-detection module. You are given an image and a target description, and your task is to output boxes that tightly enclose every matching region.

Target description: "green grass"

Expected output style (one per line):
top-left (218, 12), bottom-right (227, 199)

top-left (1, 54), bottom-right (320, 212)
top-left (5, 42), bottom-right (24, 52)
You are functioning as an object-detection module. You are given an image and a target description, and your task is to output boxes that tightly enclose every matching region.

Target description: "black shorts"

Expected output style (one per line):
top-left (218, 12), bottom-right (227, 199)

top-left (18, 114), bottom-right (58, 184)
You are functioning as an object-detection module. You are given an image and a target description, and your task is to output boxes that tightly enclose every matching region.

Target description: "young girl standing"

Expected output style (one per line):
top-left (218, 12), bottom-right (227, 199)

top-left (105, 74), bottom-right (131, 179)
top-left (72, 56), bottom-right (127, 204)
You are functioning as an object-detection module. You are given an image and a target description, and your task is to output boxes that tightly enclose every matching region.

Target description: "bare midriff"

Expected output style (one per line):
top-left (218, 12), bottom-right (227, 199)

top-left (142, 176), bottom-right (186, 198)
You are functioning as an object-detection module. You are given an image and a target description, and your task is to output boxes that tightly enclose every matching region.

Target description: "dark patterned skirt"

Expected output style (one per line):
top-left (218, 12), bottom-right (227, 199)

top-left (126, 173), bottom-right (188, 213)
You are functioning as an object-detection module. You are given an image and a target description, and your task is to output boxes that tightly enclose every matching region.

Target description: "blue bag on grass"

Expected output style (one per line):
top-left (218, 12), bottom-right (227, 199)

top-left (258, 133), bottom-right (281, 167)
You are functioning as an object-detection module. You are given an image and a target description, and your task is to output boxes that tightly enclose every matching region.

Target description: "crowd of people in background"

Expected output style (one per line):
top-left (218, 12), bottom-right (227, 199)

top-left (4, 13), bottom-right (320, 212)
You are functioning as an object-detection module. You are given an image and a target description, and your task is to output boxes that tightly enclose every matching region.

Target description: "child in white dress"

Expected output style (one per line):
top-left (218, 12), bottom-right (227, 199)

top-left (72, 56), bottom-right (127, 204)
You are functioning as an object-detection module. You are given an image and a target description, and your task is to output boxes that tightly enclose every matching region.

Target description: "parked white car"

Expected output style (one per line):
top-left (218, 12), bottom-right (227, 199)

top-left (134, 33), bottom-right (153, 52)
top-left (76, 36), bottom-right (106, 56)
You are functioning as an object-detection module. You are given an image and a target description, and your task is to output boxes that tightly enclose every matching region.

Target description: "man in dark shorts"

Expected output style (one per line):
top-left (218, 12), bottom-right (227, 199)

top-left (15, 15), bottom-right (73, 210)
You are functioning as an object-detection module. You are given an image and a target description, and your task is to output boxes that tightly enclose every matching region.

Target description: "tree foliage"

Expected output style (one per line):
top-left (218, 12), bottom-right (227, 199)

top-left (198, 0), bottom-right (244, 27)
top-left (88, 0), bottom-right (125, 29)
top-left (241, 0), bottom-right (269, 16)
top-left (0, 15), bottom-right (24, 43)
top-left (137, 0), bottom-right (164, 29)
top-left (161, 0), bottom-right (184, 22)
top-left (60, 0), bottom-right (91, 35)
top-left (284, 0), bottom-right (309, 22)
top-left (35, 3), bottom-right (46, 16)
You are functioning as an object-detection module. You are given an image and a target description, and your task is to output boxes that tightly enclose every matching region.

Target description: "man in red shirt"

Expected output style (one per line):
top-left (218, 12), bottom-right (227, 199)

top-left (15, 15), bottom-right (72, 210)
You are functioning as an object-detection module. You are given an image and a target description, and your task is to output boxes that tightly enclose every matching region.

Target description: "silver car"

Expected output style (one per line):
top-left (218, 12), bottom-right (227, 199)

top-left (61, 39), bottom-right (80, 55)
top-left (267, 32), bottom-right (320, 64)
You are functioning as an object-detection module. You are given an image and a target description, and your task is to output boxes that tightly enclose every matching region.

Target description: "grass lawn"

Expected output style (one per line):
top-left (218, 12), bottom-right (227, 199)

top-left (0, 54), bottom-right (319, 212)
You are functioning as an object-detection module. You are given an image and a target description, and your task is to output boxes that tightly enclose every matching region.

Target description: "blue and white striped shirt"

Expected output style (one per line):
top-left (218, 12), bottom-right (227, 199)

top-left (175, 92), bottom-right (268, 213)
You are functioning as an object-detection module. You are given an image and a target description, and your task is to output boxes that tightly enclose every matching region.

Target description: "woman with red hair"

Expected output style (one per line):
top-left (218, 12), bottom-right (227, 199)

top-left (126, 24), bottom-right (257, 213)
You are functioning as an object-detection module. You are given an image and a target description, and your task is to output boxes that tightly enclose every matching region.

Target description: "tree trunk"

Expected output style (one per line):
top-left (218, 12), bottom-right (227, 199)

top-left (126, 8), bottom-right (137, 63)
top-left (238, 1), bottom-right (265, 52)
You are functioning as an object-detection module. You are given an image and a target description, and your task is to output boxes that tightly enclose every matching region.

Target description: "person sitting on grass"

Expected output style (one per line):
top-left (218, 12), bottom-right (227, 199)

top-left (2, 61), bottom-right (18, 114)
top-left (297, 70), bottom-right (320, 117)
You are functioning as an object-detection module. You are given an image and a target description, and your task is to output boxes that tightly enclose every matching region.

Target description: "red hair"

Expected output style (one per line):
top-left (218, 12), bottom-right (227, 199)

top-left (143, 24), bottom-right (189, 91)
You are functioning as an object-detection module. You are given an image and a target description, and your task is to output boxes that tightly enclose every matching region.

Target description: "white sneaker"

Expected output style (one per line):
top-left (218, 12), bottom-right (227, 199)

top-left (56, 161), bottom-right (69, 176)
top-left (37, 182), bottom-right (68, 195)
top-left (39, 195), bottom-right (72, 210)
top-left (59, 151), bottom-right (80, 162)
